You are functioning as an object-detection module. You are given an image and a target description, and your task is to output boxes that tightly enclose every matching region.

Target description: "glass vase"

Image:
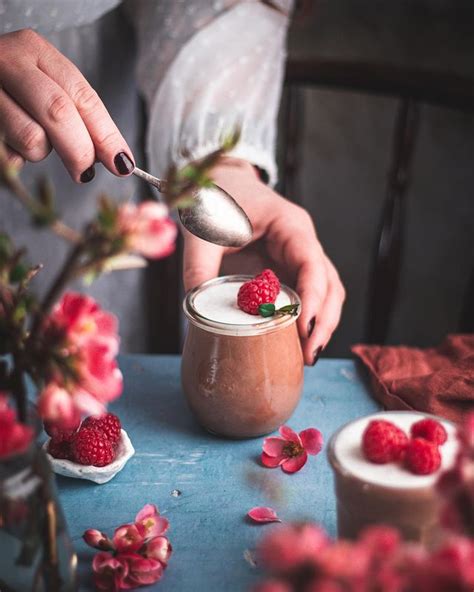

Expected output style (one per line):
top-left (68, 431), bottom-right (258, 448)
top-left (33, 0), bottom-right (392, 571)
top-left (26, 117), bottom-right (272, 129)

top-left (0, 443), bottom-right (77, 591)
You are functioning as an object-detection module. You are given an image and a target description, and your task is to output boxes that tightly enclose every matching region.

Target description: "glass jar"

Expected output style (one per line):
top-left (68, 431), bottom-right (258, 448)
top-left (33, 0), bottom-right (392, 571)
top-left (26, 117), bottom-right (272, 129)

top-left (328, 411), bottom-right (458, 546)
top-left (181, 275), bottom-right (304, 438)
top-left (0, 444), bottom-right (78, 591)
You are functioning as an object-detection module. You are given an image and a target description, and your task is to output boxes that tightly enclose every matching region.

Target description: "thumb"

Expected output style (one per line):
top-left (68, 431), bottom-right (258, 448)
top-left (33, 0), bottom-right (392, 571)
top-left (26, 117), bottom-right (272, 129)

top-left (182, 229), bottom-right (225, 291)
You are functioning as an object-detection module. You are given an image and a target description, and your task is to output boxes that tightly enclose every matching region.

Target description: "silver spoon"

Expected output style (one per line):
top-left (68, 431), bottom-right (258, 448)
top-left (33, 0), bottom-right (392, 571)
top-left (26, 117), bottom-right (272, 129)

top-left (132, 167), bottom-right (253, 248)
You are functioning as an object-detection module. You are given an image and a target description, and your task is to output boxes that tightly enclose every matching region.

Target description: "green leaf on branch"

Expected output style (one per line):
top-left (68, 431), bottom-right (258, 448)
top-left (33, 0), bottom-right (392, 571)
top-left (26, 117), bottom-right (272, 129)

top-left (97, 195), bottom-right (118, 232)
top-left (276, 304), bottom-right (300, 316)
top-left (9, 263), bottom-right (28, 283)
top-left (31, 208), bottom-right (58, 228)
top-left (0, 233), bottom-right (12, 263)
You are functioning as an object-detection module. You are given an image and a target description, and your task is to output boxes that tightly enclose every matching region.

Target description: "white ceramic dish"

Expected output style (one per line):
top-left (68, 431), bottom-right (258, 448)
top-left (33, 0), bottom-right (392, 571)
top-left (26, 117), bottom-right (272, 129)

top-left (43, 429), bottom-right (135, 484)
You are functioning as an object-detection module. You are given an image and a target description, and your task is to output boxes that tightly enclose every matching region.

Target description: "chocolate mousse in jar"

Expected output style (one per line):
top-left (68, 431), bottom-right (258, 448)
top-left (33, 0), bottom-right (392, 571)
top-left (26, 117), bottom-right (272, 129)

top-left (181, 275), bottom-right (304, 438)
top-left (328, 411), bottom-right (459, 546)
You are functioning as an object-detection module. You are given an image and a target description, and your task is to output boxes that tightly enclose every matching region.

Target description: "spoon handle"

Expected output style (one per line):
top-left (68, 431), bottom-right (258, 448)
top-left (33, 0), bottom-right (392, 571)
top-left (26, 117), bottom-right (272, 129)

top-left (132, 167), bottom-right (167, 193)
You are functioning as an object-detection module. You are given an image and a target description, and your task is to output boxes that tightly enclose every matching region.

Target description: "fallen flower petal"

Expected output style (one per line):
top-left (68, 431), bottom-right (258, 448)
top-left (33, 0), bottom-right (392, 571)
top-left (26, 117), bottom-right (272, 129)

top-left (262, 437), bottom-right (287, 458)
top-left (299, 428), bottom-right (324, 456)
top-left (279, 426), bottom-right (300, 443)
top-left (281, 452), bottom-right (308, 474)
top-left (261, 452), bottom-right (285, 468)
top-left (248, 507), bottom-right (282, 524)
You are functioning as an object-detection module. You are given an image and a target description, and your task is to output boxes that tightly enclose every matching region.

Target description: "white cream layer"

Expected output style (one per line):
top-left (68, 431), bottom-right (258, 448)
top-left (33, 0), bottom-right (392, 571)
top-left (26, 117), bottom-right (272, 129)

top-left (333, 411), bottom-right (458, 489)
top-left (193, 280), bottom-right (291, 325)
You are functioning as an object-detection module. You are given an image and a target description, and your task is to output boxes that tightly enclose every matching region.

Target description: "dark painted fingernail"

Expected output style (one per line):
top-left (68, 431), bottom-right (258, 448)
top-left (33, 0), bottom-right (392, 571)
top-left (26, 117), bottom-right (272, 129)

top-left (307, 316), bottom-right (316, 338)
top-left (114, 152), bottom-right (134, 175)
top-left (80, 165), bottom-right (95, 183)
top-left (312, 346), bottom-right (323, 366)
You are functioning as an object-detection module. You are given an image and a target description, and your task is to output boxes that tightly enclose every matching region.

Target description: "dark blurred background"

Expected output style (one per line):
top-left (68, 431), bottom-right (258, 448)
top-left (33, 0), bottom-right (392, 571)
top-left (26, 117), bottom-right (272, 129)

top-left (149, 1), bottom-right (474, 358)
top-left (275, 0), bottom-right (474, 357)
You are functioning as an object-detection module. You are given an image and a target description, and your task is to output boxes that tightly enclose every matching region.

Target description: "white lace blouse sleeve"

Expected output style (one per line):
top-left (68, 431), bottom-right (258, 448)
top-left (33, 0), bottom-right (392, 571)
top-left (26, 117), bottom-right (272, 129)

top-left (131, 1), bottom-right (293, 187)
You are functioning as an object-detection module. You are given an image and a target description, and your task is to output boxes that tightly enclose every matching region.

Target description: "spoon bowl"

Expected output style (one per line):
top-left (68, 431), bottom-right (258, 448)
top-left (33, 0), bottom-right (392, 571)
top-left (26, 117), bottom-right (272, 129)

top-left (132, 167), bottom-right (253, 248)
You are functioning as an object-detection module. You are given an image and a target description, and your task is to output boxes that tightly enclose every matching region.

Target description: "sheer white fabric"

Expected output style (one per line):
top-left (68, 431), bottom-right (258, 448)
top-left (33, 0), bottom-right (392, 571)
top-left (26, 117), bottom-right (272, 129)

top-left (132, 0), bottom-right (293, 186)
top-left (1, 0), bottom-right (292, 186)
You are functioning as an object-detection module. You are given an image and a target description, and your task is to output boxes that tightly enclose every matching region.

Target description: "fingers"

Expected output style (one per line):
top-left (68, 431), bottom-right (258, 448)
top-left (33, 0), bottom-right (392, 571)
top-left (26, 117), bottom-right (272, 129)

top-left (299, 255), bottom-right (345, 365)
top-left (0, 29), bottom-right (134, 183)
top-left (0, 88), bottom-right (51, 162)
top-left (37, 44), bottom-right (134, 176)
top-left (1, 65), bottom-right (96, 182)
top-left (295, 259), bottom-right (329, 365)
top-left (182, 229), bottom-right (225, 291)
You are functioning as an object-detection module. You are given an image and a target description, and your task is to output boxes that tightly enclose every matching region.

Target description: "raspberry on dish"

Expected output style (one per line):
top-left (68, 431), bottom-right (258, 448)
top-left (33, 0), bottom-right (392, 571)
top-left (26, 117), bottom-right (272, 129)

top-left (362, 419), bottom-right (408, 464)
top-left (255, 269), bottom-right (281, 299)
top-left (44, 419), bottom-right (81, 443)
top-left (410, 418), bottom-right (447, 446)
top-left (237, 278), bottom-right (276, 315)
top-left (48, 439), bottom-right (73, 460)
top-left (71, 427), bottom-right (115, 467)
top-left (405, 437), bottom-right (441, 475)
top-left (82, 413), bottom-right (122, 447)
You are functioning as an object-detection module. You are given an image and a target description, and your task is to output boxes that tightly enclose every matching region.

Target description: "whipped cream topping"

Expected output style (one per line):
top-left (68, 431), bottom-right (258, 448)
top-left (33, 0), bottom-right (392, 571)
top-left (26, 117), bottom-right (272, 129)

top-left (193, 280), bottom-right (292, 326)
top-left (332, 411), bottom-right (458, 489)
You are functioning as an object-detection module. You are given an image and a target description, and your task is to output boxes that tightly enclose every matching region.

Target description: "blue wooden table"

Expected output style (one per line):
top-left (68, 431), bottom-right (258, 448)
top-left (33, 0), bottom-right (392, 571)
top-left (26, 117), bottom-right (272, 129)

top-left (57, 356), bottom-right (380, 591)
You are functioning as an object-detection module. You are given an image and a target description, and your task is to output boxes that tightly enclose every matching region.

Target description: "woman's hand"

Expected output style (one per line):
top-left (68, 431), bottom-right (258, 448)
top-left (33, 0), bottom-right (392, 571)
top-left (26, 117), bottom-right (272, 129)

top-left (182, 157), bottom-right (345, 365)
top-left (0, 29), bottom-right (134, 182)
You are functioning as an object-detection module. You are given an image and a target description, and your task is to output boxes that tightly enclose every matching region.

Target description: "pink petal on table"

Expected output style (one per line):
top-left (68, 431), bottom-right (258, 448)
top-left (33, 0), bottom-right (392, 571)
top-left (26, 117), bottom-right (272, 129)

top-left (299, 428), bottom-right (324, 455)
top-left (262, 437), bottom-right (286, 457)
top-left (279, 425), bottom-right (301, 444)
top-left (281, 451), bottom-right (308, 474)
top-left (261, 452), bottom-right (285, 468)
top-left (247, 507), bottom-right (281, 523)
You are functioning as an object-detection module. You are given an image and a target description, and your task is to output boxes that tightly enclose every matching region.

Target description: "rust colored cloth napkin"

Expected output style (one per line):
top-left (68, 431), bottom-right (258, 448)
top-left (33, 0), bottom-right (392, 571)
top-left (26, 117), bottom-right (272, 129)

top-left (352, 334), bottom-right (474, 424)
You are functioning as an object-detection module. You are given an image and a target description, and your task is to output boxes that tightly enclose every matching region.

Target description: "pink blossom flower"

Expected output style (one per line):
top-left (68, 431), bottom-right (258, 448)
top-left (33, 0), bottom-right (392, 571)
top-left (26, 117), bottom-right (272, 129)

top-left (40, 293), bottom-right (123, 426)
top-left (257, 523), bottom-right (328, 573)
top-left (113, 524), bottom-right (146, 554)
top-left (143, 536), bottom-right (172, 567)
top-left (92, 552), bottom-right (128, 592)
top-left (38, 383), bottom-right (82, 429)
top-left (305, 580), bottom-right (345, 592)
top-left (118, 202), bottom-right (177, 260)
top-left (318, 540), bottom-right (370, 581)
top-left (135, 504), bottom-right (169, 539)
top-left (247, 507), bottom-right (281, 524)
top-left (76, 339), bottom-right (123, 402)
top-left (0, 393), bottom-right (34, 459)
top-left (120, 552), bottom-right (164, 587)
top-left (262, 426), bottom-right (323, 473)
top-left (49, 292), bottom-right (119, 352)
top-left (83, 529), bottom-right (114, 551)
top-left (359, 525), bottom-right (401, 559)
top-left (253, 579), bottom-right (293, 592)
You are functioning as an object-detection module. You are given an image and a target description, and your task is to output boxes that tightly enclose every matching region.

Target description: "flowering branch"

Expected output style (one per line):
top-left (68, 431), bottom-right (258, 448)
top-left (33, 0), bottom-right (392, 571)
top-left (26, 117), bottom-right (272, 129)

top-left (0, 131), bottom-right (240, 432)
top-left (83, 504), bottom-right (172, 590)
